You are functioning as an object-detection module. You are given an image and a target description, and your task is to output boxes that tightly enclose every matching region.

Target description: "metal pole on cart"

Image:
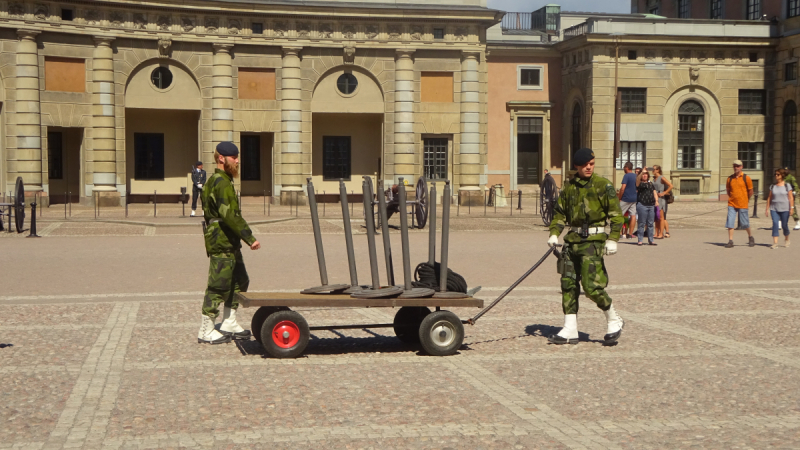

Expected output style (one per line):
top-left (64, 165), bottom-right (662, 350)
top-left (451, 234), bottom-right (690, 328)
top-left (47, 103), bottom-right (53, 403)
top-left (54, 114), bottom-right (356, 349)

top-left (428, 182), bottom-right (437, 265)
top-left (340, 179), bottom-right (361, 293)
top-left (377, 179), bottom-right (395, 286)
top-left (301, 178), bottom-right (348, 294)
top-left (398, 179), bottom-right (434, 298)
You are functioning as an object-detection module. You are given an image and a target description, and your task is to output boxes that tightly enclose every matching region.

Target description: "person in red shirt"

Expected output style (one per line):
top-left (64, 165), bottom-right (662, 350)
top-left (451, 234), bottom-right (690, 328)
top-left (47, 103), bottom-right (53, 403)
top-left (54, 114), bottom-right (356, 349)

top-left (724, 160), bottom-right (754, 248)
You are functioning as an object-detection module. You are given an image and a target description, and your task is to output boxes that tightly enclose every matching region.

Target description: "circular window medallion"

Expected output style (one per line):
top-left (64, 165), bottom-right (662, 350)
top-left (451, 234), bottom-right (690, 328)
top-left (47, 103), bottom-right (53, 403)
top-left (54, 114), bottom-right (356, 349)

top-left (150, 66), bottom-right (173, 90)
top-left (336, 73), bottom-right (358, 95)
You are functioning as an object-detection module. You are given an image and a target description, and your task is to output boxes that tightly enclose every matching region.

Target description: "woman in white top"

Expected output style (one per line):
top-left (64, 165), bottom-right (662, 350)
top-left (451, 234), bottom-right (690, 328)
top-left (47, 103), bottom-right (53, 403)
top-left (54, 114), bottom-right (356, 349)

top-left (765, 168), bottom-right (794, 249)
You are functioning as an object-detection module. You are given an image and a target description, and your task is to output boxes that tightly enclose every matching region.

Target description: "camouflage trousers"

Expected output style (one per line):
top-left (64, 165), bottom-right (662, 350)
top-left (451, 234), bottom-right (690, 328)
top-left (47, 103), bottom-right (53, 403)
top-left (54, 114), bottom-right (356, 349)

top-left (793, 196), bottom-right (799, 222)
top-left (202, 250), bottom-right (250, 319)
top-left (559, 241), bottom-right (613, 315)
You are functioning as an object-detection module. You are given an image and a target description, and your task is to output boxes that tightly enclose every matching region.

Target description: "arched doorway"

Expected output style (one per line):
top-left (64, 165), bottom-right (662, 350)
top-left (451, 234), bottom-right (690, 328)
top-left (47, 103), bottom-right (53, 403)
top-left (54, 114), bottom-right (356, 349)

top-left (784, 100), bottom-right (797, 170)
top-left (677, 100), bottom-right (705, 170)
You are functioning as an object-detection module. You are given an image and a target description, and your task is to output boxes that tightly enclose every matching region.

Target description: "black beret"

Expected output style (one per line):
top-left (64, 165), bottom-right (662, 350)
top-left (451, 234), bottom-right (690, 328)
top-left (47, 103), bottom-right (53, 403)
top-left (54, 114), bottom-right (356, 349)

top-left (216, 142), bottom-right (239, 157)
top-left (195, 160), bottom-right (203, 167)
top-left (573, 148), bottom-right (596, 167)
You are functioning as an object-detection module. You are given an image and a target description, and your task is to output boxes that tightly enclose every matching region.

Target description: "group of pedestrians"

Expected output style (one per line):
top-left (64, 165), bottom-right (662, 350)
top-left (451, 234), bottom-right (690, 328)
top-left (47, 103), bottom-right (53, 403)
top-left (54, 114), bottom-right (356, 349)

top-left (617, 163), bottom-right (672, 246)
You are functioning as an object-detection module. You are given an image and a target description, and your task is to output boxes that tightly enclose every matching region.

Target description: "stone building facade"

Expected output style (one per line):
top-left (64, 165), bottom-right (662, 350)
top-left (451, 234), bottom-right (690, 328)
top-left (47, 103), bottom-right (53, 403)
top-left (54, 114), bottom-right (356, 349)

top-left (0, 0), bottom-right (501, 206)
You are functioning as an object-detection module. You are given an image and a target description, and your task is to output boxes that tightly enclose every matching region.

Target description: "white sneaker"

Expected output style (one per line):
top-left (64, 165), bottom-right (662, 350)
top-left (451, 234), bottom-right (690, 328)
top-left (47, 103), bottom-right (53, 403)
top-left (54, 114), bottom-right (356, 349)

top-left (190, 210), bottom-right (196, 217)
top-left (219, 307), bottom-right (252, 339)
top-left (794, 223), bottom-right (800, 230)
top-left (547, 314), bottom-right (578, 344)
top-left (603, 305), bottom-right (624, 344)
top-left (198, 315), bottom-right (230, 344)
top-left (779, 222), bottom-right (783, 230)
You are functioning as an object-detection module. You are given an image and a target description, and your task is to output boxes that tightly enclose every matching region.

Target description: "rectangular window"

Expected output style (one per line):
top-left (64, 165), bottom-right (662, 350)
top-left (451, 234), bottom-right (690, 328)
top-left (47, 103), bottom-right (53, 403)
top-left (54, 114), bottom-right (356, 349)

top-left (738, 89), bottom-right (766, 115)
top-left (44, 57), bottom-right (85, 93)
top-left (133, 133), bottom-right (165, 180)
top-left (649, 7), bottom-right (660, 15)
top-left (421, 72), bottom-right (454, 102)
top-left (710, 0), bottom-right (723, 19)
top-left (790, 0), bottom-right (800, 18)
top-left (322, 136), bottom-right (351, 181)
top-left (241, 135), bottom-right (261, 181)
top-left (620, 88), bottom-right (647, 113)
top-left (749, 52), bottom-right (758, 63)
top-left (616, 142), bottom-right (646, 170)
top-left (746, 0), bottom-right (761, 20)
top-left (678, 0), bottom-right (690, 18)
top-left (677, 146), bottom-right (704, 169)
top-left (433, 28), bottom-right (445, 39)
top-left (47, 132), bottom-right (63, 180)
top-left (238, 68), bottom-right (276, 100)
top-left (680, 179), bottom-right (700, 195)
top-left (738, 142), bottom-right (763, 170)
top-left (251, 23), bottom-right (263, 34)
top-left (423, 138), bottom-right (448, 180)
top-left (61, 9), bottom-right (73, 21)
top-left (786, 62), bottom-right (797, 81)
top-left (627, 50), bottom-right (637, 60)
top-left (517, 66), bottom-right (542, 90)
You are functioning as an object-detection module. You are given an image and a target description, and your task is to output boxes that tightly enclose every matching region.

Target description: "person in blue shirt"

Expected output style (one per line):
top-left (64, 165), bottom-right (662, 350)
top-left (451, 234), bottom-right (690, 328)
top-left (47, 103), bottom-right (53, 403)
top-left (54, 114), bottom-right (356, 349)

top-left (617, 162), bottom-right (638, 238)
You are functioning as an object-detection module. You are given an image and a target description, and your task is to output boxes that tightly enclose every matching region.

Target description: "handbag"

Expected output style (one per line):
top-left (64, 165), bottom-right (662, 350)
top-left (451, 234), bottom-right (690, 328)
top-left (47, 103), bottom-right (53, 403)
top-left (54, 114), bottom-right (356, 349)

top-left (665, 192), bottom-right (674, 204)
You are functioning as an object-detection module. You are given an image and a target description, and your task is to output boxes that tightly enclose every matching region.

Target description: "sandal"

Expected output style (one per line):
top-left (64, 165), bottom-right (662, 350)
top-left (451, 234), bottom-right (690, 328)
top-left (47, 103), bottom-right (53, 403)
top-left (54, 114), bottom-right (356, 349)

top-left (649, 242), bottom-right (657, 246)
top-left (664, 233), bottom-right (671, 238)
top-left (637, 242), bottom-right (643, 246)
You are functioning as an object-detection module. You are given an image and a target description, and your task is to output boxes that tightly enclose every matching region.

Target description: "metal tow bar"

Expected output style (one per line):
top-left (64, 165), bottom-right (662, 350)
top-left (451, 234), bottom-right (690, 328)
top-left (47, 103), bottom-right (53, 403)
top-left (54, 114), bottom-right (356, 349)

top-left (466, 245), bottom-right (560, 325)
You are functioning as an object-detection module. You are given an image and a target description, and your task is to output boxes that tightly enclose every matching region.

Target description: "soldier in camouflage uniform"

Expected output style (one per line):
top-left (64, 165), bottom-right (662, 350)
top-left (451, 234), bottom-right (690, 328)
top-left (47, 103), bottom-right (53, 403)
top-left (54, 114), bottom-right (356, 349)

top-left (784, 169), bottom-right (800, 230)
top-left (197, 142), bottom-right (261, 345)
top-left (547, 148), bottom-right (625, 345)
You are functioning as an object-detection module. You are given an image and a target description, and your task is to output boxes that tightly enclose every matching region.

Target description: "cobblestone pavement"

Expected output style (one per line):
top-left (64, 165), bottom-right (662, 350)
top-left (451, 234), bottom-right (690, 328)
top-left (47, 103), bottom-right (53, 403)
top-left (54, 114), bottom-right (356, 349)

top-left (2, 223), bottom-right (799, 448)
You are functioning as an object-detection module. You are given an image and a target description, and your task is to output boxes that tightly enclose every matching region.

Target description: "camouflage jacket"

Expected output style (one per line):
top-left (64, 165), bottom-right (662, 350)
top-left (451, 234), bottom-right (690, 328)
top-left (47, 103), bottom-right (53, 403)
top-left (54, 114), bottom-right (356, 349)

top-left (202, 169), bottom-right (256, 254)
top-left (549, 174), bottom-right (624, 243)
top-left (785, 174), bottom-right (799, 194)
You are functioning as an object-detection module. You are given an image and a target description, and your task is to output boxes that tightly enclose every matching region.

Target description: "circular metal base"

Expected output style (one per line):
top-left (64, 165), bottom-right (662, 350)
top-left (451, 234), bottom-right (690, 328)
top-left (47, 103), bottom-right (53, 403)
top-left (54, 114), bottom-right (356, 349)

top-left (342, 285), bottom-right (370, 294)
top-left (300, 284), bottom-right (351, 294)
top-left (350, 285), bottom-right (403, 299)
top-left (432, 291), bottom-right (470, 299)
top-left (398, 287), bottom-right (436, 298)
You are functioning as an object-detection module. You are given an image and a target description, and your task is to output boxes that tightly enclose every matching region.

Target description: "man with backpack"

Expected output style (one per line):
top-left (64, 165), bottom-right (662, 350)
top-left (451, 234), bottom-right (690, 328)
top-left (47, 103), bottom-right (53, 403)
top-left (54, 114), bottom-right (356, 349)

top-left (725, 160), bottom-right (754, 248)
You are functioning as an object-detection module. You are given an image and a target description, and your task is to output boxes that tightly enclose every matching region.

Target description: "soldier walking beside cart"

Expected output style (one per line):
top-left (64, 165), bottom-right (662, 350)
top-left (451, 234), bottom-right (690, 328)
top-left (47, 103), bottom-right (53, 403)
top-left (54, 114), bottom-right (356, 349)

top-left (197, 142), bottom-right (261, 345)
top-left (547, 148), bottom-right (625, 345)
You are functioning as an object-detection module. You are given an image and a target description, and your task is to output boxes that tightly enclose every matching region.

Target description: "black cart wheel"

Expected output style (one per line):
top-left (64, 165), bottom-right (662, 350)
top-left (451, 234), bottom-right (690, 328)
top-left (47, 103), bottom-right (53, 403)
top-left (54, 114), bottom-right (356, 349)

top-left (418, 310), bottom-right (464, 356)
top-left (539, 174), bottom-right (559, 227)
top-left (260, 310), bottom-right (310, 358)
top-left (415, 176), bottom-right (428, 229)
top-left (392, 306), bottom-right (431, 344)
top-left (14, 176), bottom-right (25, 233)
top-left (251, 306), bottom-right (287, 344)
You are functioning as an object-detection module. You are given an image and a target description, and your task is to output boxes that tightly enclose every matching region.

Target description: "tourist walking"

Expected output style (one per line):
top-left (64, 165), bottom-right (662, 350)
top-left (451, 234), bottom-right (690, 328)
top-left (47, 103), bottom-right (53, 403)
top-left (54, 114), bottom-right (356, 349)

top-left (724, 160), bottom-right (755, 248)
top-left (618, 162), bottom-right (638, 239)
top-left (652, 165), bottom-right (673, 239)
top-left (635, 170), bottom-right (658, 246)
top-left (766, 168), bottom-right (794, 249)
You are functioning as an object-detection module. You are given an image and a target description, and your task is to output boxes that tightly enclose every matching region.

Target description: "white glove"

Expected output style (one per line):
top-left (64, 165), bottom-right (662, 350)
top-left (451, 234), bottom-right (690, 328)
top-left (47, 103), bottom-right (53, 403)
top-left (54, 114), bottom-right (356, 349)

top-left (196, 183), bottom-right (202, 189)
top-left (547, 235), bottom-right (559, 248)
top-left (604, 240), bottom-right (617, 256)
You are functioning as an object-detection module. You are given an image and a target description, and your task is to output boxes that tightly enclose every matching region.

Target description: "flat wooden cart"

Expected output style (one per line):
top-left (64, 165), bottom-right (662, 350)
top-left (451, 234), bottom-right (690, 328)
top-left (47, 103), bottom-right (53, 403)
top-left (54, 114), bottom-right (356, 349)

top-left (236, 292), bottom-right (483, 358)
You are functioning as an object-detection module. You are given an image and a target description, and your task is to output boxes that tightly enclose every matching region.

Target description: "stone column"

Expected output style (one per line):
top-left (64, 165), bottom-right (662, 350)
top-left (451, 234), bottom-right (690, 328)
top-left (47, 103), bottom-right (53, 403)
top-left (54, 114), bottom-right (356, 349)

top-left (212, 44), bottom-right (234, 147)
top-left (91, 36), bottom-right (119, 206)
top-left (459, 51), bottom-right (481, 205)
top-left (280, 46), bottom-right (303, 205)
top-left (394, 50), bottom-right (416, 184)
top-left (14, 29), bottom-right (43, 196)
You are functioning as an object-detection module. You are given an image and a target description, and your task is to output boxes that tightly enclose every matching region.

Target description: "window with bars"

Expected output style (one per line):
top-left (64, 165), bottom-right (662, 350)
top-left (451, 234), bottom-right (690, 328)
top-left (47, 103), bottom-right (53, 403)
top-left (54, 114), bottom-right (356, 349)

top-left (48, 132), bottom-right (63, 179)
top-left (784, 101), bottom-right (797, 169)
top-left (322, 136), bottom-right (351, 181)
top-left (134, 133), bottom-right (165, 180)
top-left (423, 138), bottom-right (448, 180)
top-left (786, 62), bottom-right (797, 81)
top-left (677, 100), bottom-right (705, 169)
top-left (738, 89), bottom-right (766, 115)
top-left (746, 0), bottom-right (761, 20)
top-left (678, 0), bottom-right (690, 18)
top-left (616, 142), bottom-right (646, 170)
top-left (738, 142), bottom-right (763, 170)
top-left (710, 0), bottom-right (723, 19)
top-left (620, 88), bottom-right (647, 113)
top-left (680, 179), bottom-right (700, 195)
top-left (790, 0), bottom-right (800, 18)
top-left (240, 135), bottom-right (261, 181)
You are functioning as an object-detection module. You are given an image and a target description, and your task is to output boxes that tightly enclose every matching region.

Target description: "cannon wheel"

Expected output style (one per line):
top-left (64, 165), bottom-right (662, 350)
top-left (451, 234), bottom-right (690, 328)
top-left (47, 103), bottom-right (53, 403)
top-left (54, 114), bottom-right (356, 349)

top-left (14, 176), bottom-right (24, 233)
top-left (414, 176), bottom-right (428, 229)
top-left (540, 174), bottom-right (558, 227)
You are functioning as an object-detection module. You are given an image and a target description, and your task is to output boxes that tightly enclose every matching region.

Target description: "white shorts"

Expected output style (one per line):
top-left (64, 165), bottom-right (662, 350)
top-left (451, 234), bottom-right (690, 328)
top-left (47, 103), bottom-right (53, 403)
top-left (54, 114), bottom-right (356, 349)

top-left (620, 201), bottom-right (637, 216)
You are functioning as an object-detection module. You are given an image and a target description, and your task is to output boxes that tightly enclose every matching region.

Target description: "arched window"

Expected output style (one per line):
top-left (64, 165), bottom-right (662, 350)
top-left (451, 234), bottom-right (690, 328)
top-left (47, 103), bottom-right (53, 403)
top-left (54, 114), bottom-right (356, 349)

top-left (571, 102), bottom-right (582, 155)
top-left (784, 101), bottom-right (797, 170)
top-left (677, 100), bottom-right (705, 169)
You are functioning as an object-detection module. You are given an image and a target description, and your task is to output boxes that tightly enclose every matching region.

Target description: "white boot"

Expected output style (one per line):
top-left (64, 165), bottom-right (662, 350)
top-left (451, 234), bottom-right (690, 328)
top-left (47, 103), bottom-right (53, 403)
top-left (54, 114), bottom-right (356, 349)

top-left (548, 314), bottom-right (579, 345)
top-left (794, 222), bottom-right (800, 230)
top-left (198, 315), bottom-right (230, 344)
top-left (190, 210), bottom-right (196, 217)
top-left (219, 306), bottom-right (252, 339)
top-left (603, 305), bottom-right (624, 344)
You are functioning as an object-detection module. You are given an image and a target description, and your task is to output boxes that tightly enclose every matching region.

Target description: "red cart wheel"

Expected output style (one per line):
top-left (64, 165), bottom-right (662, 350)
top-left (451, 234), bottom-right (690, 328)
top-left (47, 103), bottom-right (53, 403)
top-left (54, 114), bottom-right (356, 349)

top-left (260, 310), bottom-right (310, 358)
top-left (251, 306), bottom-right (287, 344)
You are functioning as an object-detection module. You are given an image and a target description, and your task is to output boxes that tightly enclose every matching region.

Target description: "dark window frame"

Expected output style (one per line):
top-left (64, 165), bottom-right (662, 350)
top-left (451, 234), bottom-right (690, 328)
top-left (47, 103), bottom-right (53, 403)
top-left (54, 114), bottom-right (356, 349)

top-left (746, 0), bottom-right (761, 20)
top-left (519, 68), bottom-right (541, 87)
top-left (678, 0), bottom-right (691, 18)
top-left (336, 73), bottom-right (358, 95)
top-left (677, 100), bottom-right (705, 169)
top-left (150, 66), bottom-right (173, 90)
top-left (784, 101), bottom-right (797, 169)
top-left (620, 88), bottom-right (647, 114)
top-left (433, 28), bottom-right (445, 39)
top-left (627, 50), bottom-right (637, 60)
top-left (790, 0), bottom-right (800, 18)
top-left (738, 142), bottom-right (763, 170)
top-left (710, 0), bottom-right (723, 19)
top-left (251, 22), bottom-right (264, 34)
top-left (48, 131), bottom-right (64, 180)
top-left (423, 138), bottom-right (448, 180)
top-left (133, 133), bottom-right (165, 180)
top-left (240, 134), bottom-right (261, 181)
top-left (738, 89), bottom-right (767, 115)
top-left (61, 8), bottom-right (73, 21)
top-left (786, 62), bottom-right (798, 81)
top-left (322, 136), bottom-right (351, 181)
top-left (616, 141), bottom-right (646, 170)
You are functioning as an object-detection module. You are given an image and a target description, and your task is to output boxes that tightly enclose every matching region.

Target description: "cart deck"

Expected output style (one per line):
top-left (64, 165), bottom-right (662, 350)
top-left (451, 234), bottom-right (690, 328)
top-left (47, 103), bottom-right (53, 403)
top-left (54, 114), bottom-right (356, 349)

top-left (235, 291), bottom-right (482, 358)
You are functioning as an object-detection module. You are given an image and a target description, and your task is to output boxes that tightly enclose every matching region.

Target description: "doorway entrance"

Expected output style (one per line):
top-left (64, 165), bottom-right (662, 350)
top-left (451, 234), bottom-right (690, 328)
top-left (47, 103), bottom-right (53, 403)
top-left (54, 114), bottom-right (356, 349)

top-left (517, 117), bottom-right (542, 185)
top-left (240, 133), bottom-right (273, 196)
top-left (47, 128), bottom-right (82, 204)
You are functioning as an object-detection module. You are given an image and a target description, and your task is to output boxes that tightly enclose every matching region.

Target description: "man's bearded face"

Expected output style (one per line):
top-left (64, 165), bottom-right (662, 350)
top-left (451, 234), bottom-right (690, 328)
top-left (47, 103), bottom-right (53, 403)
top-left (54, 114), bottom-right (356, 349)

top-left (223, 156), bottom-right (239, 179)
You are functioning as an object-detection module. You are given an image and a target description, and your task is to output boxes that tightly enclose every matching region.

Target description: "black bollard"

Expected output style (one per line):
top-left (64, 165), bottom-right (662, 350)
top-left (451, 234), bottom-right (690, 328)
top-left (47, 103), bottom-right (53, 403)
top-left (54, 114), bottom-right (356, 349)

top-left (263, 190), bottom-right (266, 215)
top-left (517, 189), bottom-right (522, 211)
top-left (751, 192), bottom-right (759, 218)
top-left (27, 202), bottom-right (40, 238)
top-left (181, 187), bottom-right (186, 217)
top-left (154, 190), bottom-right (157, 218)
